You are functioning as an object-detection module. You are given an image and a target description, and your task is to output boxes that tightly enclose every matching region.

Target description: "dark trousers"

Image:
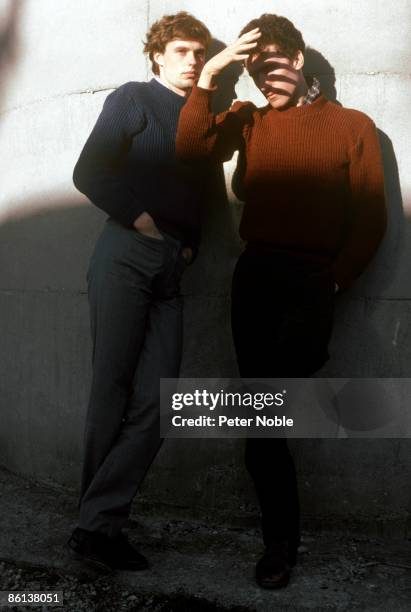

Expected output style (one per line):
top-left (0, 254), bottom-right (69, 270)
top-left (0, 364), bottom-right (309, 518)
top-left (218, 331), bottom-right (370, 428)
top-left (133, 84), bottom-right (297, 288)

top-left (231, 246), bottom-right (335, 550)
top-left (78, 219), bottom-right (186, 537)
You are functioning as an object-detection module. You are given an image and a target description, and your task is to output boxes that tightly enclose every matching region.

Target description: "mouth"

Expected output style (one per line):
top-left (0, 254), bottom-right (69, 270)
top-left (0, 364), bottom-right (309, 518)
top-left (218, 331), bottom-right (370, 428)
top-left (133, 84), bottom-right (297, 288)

top-left (182, 72), bottom-right (197, 78)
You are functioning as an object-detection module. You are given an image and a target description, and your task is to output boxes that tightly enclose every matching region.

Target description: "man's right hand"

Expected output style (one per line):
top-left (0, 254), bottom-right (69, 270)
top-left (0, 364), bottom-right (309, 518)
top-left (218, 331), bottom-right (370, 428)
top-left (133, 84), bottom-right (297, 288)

top-left (198, 28), bottom-right (261, 90)
top-left (133, 211), bottom-right (164, 239)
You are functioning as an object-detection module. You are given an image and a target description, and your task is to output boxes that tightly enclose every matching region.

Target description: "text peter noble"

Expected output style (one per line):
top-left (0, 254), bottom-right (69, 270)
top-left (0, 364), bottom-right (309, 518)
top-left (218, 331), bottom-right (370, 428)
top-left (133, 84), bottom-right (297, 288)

top-left (171, 415), bottom-right (294, 428)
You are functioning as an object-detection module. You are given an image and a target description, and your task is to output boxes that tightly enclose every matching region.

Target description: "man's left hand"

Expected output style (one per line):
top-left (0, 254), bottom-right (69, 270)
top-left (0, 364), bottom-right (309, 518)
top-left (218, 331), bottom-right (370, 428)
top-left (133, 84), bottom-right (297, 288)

top-left (181, 247), bottom-right (193, 264)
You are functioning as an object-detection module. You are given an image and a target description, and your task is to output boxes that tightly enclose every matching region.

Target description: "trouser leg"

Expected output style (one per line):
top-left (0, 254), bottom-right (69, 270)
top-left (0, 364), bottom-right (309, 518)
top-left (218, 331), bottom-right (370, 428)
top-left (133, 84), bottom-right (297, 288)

top-left (78, 220), bottom-right (184, 536)
top-left (79, 292), bottom-right (183, 537)
top-left (245, 438), bottom-right (300, 549)
top-left (231, 249), bottom-right (335, 549)
top-left (80, 223), bottom-right (155, 499)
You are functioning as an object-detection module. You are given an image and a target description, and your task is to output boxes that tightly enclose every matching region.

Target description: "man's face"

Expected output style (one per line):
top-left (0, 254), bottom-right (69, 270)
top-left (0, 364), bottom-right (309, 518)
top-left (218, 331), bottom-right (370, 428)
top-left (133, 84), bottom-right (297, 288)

top-left (246, 44), bottom-right (301, 109)
top-left (154, 39), bottom-right (206, 95)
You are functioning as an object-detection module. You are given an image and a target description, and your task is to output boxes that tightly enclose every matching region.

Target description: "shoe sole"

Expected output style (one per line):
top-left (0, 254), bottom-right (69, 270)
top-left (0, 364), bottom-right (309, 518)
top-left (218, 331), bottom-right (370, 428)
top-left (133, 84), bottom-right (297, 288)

top-left (65, 543), bottom-right (149, 572)
top-left (256, 574), bottom-right (290, 589)
top-left (65, 542), bottom-right (113, 573)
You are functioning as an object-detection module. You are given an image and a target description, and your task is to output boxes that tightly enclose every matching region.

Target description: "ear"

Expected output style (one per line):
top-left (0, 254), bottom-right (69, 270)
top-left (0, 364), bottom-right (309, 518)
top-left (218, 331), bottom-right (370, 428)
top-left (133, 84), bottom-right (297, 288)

top-left (153, 51), bottom-right (164, 70)
top-left (293, 50), bottom-right (304, 70)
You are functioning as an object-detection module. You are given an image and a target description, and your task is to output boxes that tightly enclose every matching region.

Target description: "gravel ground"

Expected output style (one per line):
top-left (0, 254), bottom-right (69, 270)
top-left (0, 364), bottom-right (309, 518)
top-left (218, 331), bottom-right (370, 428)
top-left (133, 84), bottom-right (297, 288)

top-left (0, 559), bottom-right (251, 611)
top-left (0, 467), bottom-right (410, 611)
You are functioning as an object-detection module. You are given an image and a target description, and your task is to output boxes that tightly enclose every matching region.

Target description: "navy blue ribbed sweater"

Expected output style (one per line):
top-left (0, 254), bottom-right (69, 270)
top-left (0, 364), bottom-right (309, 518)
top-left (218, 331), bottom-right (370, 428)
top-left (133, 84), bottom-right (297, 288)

top-left (73, 78), bottom-right (207, 249)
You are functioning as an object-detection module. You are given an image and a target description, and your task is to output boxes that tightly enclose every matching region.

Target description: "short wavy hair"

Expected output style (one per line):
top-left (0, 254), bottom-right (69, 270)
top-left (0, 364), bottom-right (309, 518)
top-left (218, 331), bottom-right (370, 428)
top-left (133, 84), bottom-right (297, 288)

top-left (240, 14), bottom-right (305, 59)
top-left (144, 12), bottom-right (212, 75)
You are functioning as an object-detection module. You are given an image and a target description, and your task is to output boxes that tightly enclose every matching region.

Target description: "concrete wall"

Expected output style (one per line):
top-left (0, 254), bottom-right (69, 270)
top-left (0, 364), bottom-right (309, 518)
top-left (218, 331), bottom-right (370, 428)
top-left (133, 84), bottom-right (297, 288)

top-left (0, 0), bottom-right (410, 535)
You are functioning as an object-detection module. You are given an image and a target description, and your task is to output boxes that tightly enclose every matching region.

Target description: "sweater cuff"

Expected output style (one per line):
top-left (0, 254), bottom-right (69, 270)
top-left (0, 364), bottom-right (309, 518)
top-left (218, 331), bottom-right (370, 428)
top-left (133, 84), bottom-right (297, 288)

top-left (190, 84), bottom-right (214, 104)
top-left (116, 201), bottom-right (147, 228)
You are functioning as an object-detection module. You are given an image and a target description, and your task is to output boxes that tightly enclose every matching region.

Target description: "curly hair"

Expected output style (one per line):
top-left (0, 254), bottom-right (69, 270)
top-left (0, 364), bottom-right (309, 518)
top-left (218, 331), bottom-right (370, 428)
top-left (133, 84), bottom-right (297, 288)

top-left (239, 14), bottom-right (305, 59)
top-left (144, 12), bottom-right (212, 75)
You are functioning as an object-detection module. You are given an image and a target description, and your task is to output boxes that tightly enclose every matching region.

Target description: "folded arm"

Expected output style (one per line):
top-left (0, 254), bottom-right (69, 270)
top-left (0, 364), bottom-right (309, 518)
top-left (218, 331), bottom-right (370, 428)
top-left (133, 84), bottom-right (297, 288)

top-left (332, 119), bottom-right (387, 290)
top-left (73, 86), bottom-right (147, 227)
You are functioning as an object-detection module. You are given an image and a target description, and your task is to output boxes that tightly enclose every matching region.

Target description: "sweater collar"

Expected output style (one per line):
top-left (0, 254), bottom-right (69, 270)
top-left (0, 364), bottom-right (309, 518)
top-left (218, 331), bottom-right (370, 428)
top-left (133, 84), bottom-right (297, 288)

top-left (149, 78), bottom-right (187, 109)
top-left (265, 94), bottom-right (328, 119)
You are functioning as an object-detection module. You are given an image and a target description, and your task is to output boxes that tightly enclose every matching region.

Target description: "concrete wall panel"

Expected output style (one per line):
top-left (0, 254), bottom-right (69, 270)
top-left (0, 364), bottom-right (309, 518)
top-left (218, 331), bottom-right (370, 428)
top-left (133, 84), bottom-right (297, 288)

top-left (323, 296), bottom-right (411, 378)
top-left (3, 0), bottom-right (148, 110)
top-left (0, 290), bottom-right (90, 485)
top-left (0, 91), bottom-right (110, 222)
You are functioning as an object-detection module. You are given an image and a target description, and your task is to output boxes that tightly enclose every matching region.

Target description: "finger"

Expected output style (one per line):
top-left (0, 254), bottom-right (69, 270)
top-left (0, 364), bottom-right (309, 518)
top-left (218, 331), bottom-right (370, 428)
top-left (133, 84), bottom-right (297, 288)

top-left (235, 42), bottom-right (260, 50)
top-left (239, 34), bottom-right (261, 45)
top-left (232, 43), bottom-right (260, 56)
top-left (239, 29), bottom-right (261, 41)
top-left (232, 54), bottom-right (254, 61)
top-left (241, 27), bottom-right (260, 35)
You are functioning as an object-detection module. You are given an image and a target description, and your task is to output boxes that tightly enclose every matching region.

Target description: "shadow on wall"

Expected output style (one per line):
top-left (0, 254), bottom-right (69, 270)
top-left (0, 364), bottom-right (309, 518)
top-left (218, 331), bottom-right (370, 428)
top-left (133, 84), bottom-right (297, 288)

top-left (360, 129), bottom-right (404, 294)
top-left (0, 203), bottom-right (103, 487)
top-left (0, 203), bottom-right (105, 291)
top-left (304, 47), bottom-right (339, 103)
top-left (207, 38), bottom-right (244, 113)
top-left (0, 0), bottom-right (22, 105)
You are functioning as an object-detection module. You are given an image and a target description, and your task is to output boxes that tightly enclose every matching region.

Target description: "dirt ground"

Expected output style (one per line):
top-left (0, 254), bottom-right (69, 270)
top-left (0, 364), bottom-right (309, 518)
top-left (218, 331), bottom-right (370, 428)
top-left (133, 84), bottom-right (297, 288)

top-left (0, 466), bottom-right (410, 611)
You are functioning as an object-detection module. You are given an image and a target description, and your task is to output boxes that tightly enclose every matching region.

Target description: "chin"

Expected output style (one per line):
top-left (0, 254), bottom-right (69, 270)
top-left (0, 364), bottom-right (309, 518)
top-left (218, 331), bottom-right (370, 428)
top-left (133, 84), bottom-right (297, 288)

top-left (269, 97), bottom-right (291, 110)
top-left (178, 79), bottom-right (195, 90)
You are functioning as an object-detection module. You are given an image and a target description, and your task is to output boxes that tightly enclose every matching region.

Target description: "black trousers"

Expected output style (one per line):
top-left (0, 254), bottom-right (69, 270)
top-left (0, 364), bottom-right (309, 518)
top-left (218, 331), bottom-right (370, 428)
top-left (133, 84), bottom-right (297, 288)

top-left (78, 219), bottom-right (187, 537)
top-left (231, 246), bottom-right (335, 550)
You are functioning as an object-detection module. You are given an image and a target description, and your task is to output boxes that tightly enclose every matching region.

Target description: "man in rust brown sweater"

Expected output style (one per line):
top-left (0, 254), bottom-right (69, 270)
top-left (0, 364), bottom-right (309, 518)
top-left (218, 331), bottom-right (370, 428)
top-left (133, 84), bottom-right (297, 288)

top-left (176, 14), bottom-right (386, 589)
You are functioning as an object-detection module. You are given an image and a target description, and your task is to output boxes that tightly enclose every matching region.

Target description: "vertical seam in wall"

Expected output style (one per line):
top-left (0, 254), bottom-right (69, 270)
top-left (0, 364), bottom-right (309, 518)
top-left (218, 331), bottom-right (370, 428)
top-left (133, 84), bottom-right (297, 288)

top-left (145, 0), bottom-right (150, 80)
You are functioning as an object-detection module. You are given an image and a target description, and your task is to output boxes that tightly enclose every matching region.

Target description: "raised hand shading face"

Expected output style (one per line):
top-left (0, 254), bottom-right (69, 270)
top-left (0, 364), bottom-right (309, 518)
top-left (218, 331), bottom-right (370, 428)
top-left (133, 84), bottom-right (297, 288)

top-left (246, 45), bottom-right (301, 109)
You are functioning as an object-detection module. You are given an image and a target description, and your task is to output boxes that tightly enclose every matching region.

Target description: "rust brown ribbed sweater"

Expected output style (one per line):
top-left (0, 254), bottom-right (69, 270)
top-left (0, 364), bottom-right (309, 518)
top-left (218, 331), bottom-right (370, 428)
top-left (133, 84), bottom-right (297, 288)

top-left (176, 85), bottom-right (387, 289)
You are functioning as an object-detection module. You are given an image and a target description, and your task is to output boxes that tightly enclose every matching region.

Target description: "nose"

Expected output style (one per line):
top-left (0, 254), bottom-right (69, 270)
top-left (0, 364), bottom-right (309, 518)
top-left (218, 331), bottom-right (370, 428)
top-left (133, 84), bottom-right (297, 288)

top-left (187, 51), bottom-right (197, 65)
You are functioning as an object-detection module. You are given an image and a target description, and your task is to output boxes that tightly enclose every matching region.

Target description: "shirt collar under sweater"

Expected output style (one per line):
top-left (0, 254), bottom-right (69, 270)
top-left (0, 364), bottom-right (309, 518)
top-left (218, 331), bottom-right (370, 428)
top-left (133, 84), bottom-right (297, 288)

top-left (149, 77), bottom-right (187, 109)
top-left (265, 92), bottom-right (328, 120)
top-left (303, 76), bottom-right (321, 105)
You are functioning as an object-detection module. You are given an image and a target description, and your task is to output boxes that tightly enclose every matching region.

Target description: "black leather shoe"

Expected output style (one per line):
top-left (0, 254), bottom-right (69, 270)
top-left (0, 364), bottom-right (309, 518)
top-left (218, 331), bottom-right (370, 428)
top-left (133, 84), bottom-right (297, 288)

top-left (66, 527), bottom-right (148, 572)
top-left (255, 541), bottom-right (293, 589)
top-left (111, 532), bottom-right (149, 571)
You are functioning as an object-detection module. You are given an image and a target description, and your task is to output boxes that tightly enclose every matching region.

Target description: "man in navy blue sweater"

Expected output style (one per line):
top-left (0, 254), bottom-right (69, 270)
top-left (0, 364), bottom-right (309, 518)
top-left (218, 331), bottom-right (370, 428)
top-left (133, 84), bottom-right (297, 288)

top-left (67, 12), bottom-right (211, 571)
